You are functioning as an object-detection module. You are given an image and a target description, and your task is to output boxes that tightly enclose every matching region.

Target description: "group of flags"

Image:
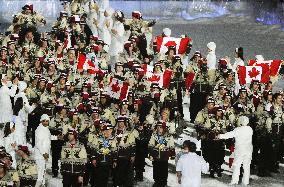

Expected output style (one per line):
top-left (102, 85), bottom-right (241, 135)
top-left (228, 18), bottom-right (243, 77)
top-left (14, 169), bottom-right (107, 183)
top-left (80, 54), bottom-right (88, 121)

top-left (76, 31), bottom-right (282, 100)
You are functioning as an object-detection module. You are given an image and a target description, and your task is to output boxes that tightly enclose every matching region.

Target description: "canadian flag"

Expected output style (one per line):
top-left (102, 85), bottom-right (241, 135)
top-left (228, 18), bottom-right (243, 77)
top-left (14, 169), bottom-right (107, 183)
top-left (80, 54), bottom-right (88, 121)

top-left (147, 69), bottom-right (173, 89)
top-left (248, 59), bottom-right (282, 76)
top-left (105, 77), bottom-right (129, 100)
top-left (77, 53), bottom-right (99, 74)
top-left (238, 65), bottom-right (270, 85)
top-left (155, 36), bottom-right (191, 54)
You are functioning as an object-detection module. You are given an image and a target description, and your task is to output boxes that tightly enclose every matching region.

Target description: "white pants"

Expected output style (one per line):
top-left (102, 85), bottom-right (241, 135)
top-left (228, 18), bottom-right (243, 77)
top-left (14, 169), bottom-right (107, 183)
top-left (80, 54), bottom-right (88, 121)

top-left (35, 149), bottom-right (51, 186)
top-left (231, 153), bottom-right (252, 185)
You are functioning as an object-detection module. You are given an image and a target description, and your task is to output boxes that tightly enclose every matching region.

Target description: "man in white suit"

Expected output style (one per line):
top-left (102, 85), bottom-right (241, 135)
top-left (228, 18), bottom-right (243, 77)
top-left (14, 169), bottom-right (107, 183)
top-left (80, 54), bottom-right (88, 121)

top-left (218, 116), bottom-right (253, 186)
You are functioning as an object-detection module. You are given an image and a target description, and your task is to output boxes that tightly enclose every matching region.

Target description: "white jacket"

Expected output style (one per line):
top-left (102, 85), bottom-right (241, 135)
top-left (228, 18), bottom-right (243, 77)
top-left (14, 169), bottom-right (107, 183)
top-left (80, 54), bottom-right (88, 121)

top-left (206, 51), bottom-right (217, 70)
top-left (109, 20), bottom-right (125, 57)
top-left (176, 152), bottom-right (209, 187)
top-left (35, 123), bottom-right (51, 159)
top-left (98, 9), bottom-right (113, 50)
top-left (0, 84), bottom-right (17, 123)
top-left (220, 126), bottom-right (253, 158)
top-left (13, 112), bottom-right (27, 145)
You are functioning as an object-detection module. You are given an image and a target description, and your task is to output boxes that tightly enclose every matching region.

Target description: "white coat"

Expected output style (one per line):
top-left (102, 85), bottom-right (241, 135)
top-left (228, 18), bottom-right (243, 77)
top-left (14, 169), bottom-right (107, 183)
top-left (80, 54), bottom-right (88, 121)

top-left (35, 123), bottom-right (52, 186)
top-left (206, 50), bottom-right (217, 70)
top-left (0, 84), bottom-right (17, 123)
top-left (98, 9), bottom-right (113, 51)
top-left (109, 20), bottom-right (125, 57)
top-left (3, 132), bottom-right (17, 168)
top-left (176, 152), bottom-right (209, 187)
top-left (219, 125), bottom-right (253, 185)
top-left (12, 111), bottom-right (27, 145)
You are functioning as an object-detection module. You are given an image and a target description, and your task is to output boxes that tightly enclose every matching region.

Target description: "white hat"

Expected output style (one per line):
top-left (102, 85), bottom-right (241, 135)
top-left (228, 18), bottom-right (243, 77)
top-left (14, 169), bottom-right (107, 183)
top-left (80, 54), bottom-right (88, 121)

top-left (207, 42), bottom-right (216, 51)
top-left (40, 114), bottom-right (50, 122)
top-left (163, 28), bottom-right (171, 37)
top-left (255, 55), bottom-right (264, 61)
top-left (18, 81), bottom-right (27, 92)
top-left (239, 116), bottom-right (249, 126)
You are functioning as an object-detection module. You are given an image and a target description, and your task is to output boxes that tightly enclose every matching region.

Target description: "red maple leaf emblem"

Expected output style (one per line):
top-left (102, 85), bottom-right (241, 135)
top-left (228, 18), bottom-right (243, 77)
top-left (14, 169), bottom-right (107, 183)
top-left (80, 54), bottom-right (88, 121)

top-left (248, 67), bottom-right (260, 78)
top-left (164, 41), bottom-right (177, 47)
top-left (149, 75), bottom-right (160, 82)
top-left (111, 81), bottom-right (121, 93)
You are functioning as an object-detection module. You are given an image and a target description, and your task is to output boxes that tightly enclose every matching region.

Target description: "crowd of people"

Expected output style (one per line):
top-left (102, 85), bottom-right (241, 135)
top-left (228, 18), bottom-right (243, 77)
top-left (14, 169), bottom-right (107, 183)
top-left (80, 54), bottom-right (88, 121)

top-left (0, 0), bottom-right (283, 187)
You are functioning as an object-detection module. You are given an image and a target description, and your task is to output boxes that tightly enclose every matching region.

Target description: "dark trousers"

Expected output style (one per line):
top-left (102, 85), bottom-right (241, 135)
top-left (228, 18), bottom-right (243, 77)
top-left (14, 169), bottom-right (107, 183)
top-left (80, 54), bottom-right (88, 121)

top-left (28, 109), bottom-right (41, 146)
top-left (153, 160), bottom-right (168, 187)
top-left (202, 139), bottom-right (225, 172)
top-left (271, 124), bottom-right (283, 170)
top-left (84, 162), bottom-right (94, 186)
top-left (92, 163), bottom-right (111, 187)
top-left (190, 92), bottom-right (207, 123)
top-left (114, 158), bottom-right (134, 187)
top-left (51, 140), bottom-right (63, 176)
top-left (62, 173), bottom-right (82, 187)
top-left (20, 179), bottom-right (37, 187)
top-left (258, 135), bottom-right (273, 173)
top-left (135, 140), bottom-right (148, 178)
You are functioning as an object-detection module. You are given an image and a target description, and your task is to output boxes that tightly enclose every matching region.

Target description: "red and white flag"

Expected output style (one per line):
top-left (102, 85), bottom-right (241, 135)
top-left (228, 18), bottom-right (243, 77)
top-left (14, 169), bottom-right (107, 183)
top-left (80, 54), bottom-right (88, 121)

top-left (77, 53), bottom-right (99, 74)
top-left (238, 65), bottom-right (270, 85)
top-left (105, 77), bottom-right (129, 100)
top-left (147, 69), bottom-right (173, 89)
top-left (248, 59), bottom-right (282, 76)
top-left (155, 36), bottom-right (191, 54)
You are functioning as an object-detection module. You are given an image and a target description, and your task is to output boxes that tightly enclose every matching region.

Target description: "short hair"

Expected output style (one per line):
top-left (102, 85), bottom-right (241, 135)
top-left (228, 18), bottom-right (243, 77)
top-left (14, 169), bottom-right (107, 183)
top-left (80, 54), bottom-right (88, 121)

top-left (183, 140), bottom-right (191, 149)
top-left (183, 140), bottom-right (196, 152)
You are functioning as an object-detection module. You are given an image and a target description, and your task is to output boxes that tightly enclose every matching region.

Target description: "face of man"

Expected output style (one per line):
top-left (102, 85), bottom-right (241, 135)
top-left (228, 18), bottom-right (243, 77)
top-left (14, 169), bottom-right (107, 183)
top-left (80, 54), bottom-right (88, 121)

top-left (92, 113), bottom-right (99, 120)
top-left (68, 134), bottom-right (75, 142)
top-left (240, 91), bottom-right (247, 99)
top-left (252, 83), bottom-right (259, 91)
top-left (227, 74), bottom-right (234, 82)
top-left (267, 94), bottom-right (273, 102)
top-left (103, 129), bottom-right (113, 138)
top-left (162, 111), bottom-right (169, 120)
top-left (276, 95), bottom-right (283, 105)
top-left (224, 96), bottom-right (231, 104)
top-left (118, 121), bottom-right (126, 129)
top-left (219, 87), bottom-right (227, 95)
top-left (68, 51), bottom-right (75, 59)
top-left (42, 119), bottom-right (49, 127)
top-left (8, 44), bottom-right (15, 51)
top-left (157, 126), bottom-right (164, 135)
top-left (116, 65), bottom-right (123, 72)
top-left (25, 32), bottom-right (33, 42)
top-left (0, 50), bottom-right (7, 57)
top-left (207, 103), bottom-right (214, 111)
